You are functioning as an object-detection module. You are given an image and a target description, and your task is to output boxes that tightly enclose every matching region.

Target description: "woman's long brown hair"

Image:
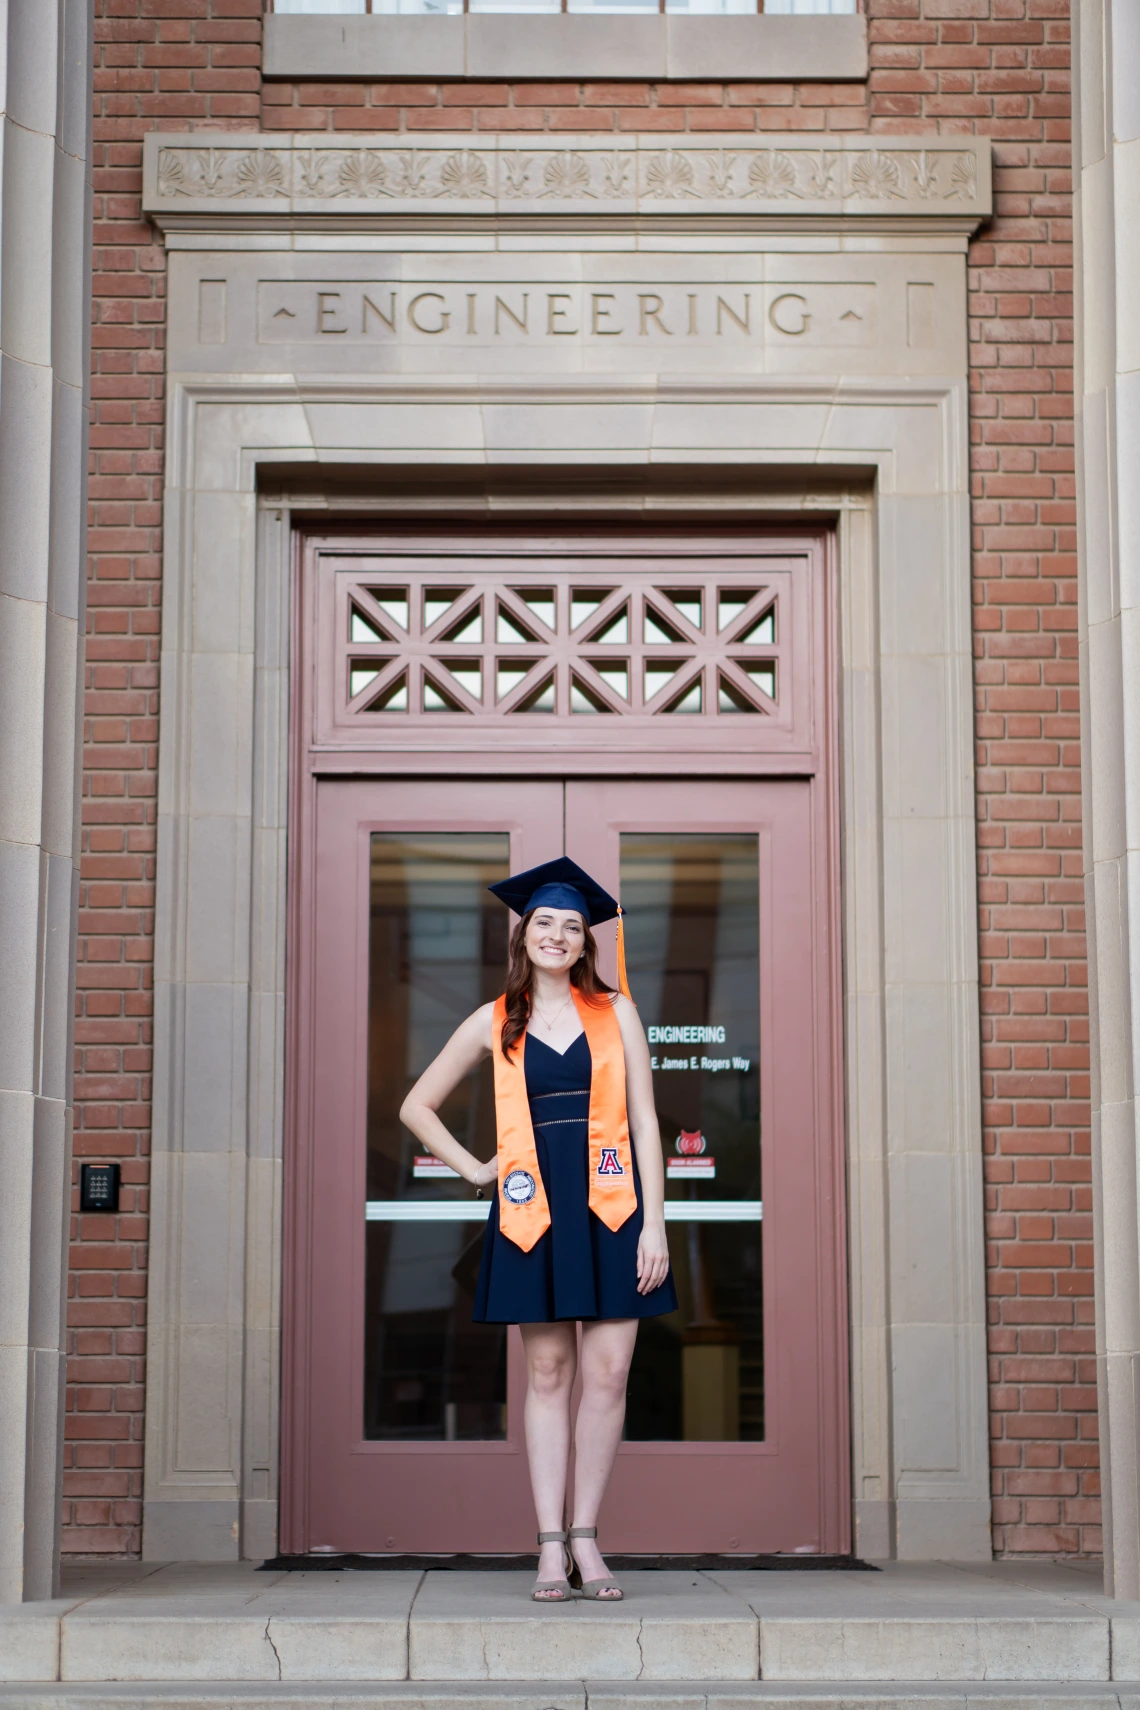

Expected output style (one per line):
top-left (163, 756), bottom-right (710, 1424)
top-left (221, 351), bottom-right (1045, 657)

top-left (500, 909), bottom-right (615, 1059)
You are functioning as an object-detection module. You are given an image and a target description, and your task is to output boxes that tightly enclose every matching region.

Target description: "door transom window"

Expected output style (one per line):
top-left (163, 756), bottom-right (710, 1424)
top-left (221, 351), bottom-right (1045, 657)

top-left (316, 542), bottom-right (816, 757)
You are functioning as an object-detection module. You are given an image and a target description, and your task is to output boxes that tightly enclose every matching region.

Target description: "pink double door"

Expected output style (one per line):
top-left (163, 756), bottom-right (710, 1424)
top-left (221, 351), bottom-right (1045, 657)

top-left (288, 772), bottom-right (846, 1556)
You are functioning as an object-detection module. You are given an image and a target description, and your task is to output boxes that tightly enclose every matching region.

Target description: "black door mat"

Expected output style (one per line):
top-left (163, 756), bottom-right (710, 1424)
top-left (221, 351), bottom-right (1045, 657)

top-left (259, 1553), bottom-right (878, 1572)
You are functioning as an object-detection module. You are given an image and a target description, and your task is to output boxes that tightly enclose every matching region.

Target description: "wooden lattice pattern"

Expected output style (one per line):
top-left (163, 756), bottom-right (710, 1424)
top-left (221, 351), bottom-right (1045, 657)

top-left (333, 564), bottom-right (789, 723)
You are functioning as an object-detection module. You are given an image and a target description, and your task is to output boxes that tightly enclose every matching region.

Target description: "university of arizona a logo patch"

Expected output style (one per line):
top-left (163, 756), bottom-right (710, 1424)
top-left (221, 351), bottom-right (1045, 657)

top-left (597, 1147), bottom-right (625, 1176)
top-left (503, 1169), bottom-right (537, 1205)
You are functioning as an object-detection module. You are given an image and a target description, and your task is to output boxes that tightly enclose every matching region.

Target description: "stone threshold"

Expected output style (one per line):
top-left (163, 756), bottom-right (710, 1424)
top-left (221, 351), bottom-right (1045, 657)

top-left (2, 1562), bottom-right (1136, 1689)
top-left (2, 1684), bottom-right (1140, 1709)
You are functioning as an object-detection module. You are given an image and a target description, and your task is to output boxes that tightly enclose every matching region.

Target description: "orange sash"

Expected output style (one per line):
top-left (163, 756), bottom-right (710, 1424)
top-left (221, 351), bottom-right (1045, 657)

top-left (491, 987), bottom-right (637, 1252)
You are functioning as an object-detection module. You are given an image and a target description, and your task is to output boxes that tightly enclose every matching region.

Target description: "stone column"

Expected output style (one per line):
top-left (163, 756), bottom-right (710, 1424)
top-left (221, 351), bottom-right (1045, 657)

top-left (0, 0), bottom-right (92, 1602)
top-left (1073, 0), bottom-right (1140, 1599)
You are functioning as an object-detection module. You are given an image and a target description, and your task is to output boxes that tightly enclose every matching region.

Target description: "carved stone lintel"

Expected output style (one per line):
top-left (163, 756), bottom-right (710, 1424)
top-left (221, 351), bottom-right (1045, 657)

top-left (144, 133), bottom-right (991, 227)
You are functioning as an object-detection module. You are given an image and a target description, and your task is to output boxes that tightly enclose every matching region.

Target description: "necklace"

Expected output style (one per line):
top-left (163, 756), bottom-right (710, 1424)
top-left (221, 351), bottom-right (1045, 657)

top-left (532, 992), bottom-right (573, 1032)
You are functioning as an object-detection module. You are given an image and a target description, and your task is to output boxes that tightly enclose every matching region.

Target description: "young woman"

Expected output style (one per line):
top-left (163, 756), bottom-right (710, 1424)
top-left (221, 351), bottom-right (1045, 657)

top-left (399, 857), bottom-right (677, 1602)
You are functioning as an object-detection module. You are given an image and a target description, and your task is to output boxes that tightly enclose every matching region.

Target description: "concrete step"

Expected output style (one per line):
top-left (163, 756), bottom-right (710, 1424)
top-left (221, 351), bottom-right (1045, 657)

top-left (1, 1685), bottom-right (1140, 1710)
top-left (2, 1563), bottom-right (1136, 1690)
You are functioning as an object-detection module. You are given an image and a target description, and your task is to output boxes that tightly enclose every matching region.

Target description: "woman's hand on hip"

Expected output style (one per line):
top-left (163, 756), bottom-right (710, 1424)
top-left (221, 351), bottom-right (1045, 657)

top-left (636, 1221), bottom-right (670, 1295)
top-left (472, 1157), bottom-right (499, 1191)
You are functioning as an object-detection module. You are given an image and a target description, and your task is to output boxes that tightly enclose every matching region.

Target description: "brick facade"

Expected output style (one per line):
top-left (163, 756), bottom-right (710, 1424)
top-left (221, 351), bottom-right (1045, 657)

top-left (68, 0), bottom-right (263, 1560)
top-left (69, 0), bottom-right (1090, 1558)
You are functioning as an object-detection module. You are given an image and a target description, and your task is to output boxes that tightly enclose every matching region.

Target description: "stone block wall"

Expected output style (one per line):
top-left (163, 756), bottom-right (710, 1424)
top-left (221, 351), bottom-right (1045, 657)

top-left (68, 0), bottom-right (1092, 1559)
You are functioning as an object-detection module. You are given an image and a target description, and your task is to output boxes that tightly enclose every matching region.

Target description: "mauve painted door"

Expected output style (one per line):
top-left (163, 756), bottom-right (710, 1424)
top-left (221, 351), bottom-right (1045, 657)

top-left (305, 778), bottom-right (561, 1552)
top-left (565, 779), bottom-right (847, 1555)
top-left (302, 774), bottom-right (844, 1555)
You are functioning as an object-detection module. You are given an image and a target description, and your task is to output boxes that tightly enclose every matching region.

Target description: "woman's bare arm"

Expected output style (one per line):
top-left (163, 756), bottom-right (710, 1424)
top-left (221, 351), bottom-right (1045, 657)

top-left (398, 1003), bottom-right (498, 1188)
top-left (613, 993), bottom-right (671, 1294)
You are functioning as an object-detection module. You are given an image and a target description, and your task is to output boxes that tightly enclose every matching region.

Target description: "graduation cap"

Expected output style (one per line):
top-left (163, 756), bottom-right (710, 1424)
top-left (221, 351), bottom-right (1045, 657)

top-left (489, 857), bottom-right (632, 999)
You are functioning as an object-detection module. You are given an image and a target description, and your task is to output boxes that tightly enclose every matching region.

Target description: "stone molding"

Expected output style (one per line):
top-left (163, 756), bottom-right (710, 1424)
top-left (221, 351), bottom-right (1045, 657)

top-left (142, 132), bottom-right (991, 230)
top-left (145, 339), bottom-right (989, 1560)
top-left (262, 12), bottom-right (868, 85)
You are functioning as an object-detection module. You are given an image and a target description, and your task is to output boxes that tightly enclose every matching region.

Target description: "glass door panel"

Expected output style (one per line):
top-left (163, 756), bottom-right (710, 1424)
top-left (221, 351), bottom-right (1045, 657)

top-left (619, 833), bottom-right (763, 1443)
top-left (364, 832), bottom-right (510, 1443)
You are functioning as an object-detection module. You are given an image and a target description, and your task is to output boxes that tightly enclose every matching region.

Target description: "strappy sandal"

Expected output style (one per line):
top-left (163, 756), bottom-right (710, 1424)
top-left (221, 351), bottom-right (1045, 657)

top-left (568, 1525), bottom-right (623, 1601)
top-left (531, 1529), bottom-right (572, 1602)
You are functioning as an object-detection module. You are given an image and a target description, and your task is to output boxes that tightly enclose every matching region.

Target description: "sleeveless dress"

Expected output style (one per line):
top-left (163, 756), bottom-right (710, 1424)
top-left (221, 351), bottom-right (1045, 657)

top-left (472, 1029), bottom-right (679, 1324)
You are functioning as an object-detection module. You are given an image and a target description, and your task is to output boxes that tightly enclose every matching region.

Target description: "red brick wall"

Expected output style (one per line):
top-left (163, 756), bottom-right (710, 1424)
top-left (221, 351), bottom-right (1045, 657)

top-left (67, 0), bottom-right (263, 1558)
top-left (260, 78), bottom-right (871, 134)
top-left (69, 0), bottom-right (1091, 1559)
top-left (947, 7), bottom-right (1092, 1558)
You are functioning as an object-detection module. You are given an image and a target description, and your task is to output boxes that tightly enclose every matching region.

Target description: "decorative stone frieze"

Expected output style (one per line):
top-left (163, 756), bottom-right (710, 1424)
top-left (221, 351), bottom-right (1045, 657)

top-left (143, 133), bottom-right (991, 227)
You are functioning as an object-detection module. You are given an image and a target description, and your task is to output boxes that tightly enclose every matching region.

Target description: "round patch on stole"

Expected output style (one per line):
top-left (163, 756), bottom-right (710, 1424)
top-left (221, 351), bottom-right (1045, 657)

top-left (503, 1169), bottom-right (537, 1206)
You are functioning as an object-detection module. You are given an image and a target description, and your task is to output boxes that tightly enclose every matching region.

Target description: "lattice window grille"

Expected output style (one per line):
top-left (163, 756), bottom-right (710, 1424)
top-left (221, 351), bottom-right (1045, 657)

top-left (336, 569), bottom-right (787, 722)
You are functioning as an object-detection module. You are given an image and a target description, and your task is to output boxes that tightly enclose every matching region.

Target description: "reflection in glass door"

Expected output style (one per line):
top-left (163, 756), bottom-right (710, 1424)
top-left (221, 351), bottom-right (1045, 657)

top-left (363, 829), bottom-right (770, 1451)
top-left (359, 830), bottom-right (767, 1453)
top-left (364, 834), bottom-right (509, 1442)
top-left (620, 835), bottom-right (763, 1444)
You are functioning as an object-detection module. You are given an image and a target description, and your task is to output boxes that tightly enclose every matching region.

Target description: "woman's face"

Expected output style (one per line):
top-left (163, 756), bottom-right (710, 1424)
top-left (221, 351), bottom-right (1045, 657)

top-left (525, 907), bottom-right (585, 974)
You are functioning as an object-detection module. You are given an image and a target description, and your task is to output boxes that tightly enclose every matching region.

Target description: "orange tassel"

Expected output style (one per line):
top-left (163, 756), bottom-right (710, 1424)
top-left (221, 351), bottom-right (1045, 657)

top-left (616, 904), bottom-right (633, 1002)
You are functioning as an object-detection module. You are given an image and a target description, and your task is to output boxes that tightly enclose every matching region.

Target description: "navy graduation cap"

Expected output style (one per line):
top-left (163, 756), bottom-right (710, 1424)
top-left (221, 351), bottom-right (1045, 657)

top-left (489, 857), bottom-right (632, 997)
top-left (489, 857), bottom-right (617, 926)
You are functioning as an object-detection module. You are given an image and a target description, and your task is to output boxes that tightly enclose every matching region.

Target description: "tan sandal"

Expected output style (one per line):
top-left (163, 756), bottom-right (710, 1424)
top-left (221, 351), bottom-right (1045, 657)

top-left (568, 1525), bottom-right (623, 1600)
top-left (531, 1529), bottom-right (572, 1602)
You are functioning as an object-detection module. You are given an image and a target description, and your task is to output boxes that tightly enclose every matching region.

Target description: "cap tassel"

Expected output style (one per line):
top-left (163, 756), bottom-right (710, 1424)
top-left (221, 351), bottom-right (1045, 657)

top-left (616, 904), bottom-right (633, 1002)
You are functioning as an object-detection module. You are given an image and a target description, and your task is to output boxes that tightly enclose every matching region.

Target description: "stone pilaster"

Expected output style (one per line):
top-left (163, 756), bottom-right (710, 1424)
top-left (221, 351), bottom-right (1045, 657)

top-left (1073, 0), bottom-right (1140, 1599)
top-left (0, 0), bottom-right (92, 1602)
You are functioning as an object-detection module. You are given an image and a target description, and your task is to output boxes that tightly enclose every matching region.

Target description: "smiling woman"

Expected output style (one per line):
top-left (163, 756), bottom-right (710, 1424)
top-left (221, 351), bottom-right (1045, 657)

top-left (398, 856), bottom-right (677, 1599)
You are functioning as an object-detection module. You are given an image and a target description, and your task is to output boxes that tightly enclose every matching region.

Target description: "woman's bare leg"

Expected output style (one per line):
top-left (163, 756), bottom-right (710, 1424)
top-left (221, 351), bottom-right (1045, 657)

top-left (570, 1318), bottom-right (638, 1595)
top-left (519, 1321), bottom-right (578, 1595)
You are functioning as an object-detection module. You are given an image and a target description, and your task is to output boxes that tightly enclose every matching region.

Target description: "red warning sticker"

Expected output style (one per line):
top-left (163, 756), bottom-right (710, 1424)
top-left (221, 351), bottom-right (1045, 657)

top-left (413, 1156), bottom-right (460, 1179)
top-left (667, 1157), bottom-right (716, 1179)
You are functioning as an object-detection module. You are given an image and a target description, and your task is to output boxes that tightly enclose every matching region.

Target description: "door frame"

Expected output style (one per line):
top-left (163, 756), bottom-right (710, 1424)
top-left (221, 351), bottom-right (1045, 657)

top-left (144, 440), bottom-right (990, 1566)
top-left (280, 522), bottom-right (847, 1555)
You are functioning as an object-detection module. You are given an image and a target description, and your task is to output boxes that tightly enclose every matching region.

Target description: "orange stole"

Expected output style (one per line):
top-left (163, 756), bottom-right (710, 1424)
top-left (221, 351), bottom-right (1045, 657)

top-left (491, 988), bottom-right (637, 1253)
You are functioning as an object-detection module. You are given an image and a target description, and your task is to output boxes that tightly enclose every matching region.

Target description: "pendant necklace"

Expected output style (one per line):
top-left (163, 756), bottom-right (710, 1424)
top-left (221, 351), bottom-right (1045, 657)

top-left (532, 992), bottom-right (573, 1033)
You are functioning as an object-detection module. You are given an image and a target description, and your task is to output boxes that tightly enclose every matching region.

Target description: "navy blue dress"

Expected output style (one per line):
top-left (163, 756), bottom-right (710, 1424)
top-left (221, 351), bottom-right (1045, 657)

top-left (472, 1030), bottom-right (679, 1324)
